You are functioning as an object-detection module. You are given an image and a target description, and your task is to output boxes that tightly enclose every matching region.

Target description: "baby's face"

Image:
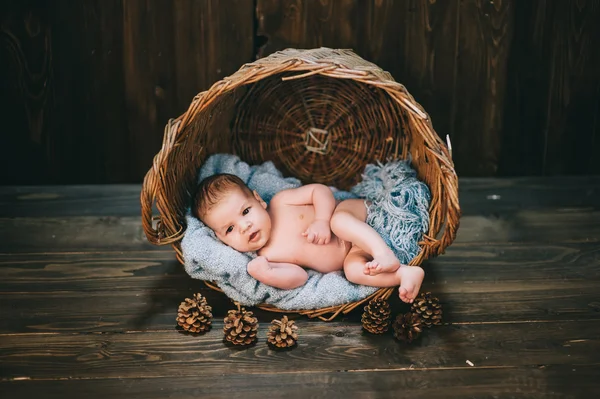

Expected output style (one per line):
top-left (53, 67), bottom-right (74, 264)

top-left (202, 188), bottom-right (272, 253)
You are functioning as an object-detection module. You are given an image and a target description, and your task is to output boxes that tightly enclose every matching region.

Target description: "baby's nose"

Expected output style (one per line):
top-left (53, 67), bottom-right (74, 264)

top-left (240, 221), bottom-right (252, 233)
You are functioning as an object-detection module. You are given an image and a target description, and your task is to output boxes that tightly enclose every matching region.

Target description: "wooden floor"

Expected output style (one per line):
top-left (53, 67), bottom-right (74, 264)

top-left (1, 177), bottom-right (599, 398)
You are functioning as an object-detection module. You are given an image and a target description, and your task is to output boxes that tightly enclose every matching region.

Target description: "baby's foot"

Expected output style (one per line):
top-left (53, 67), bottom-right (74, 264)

top-left (364, 250), bottom-right (401, 276)
top-left (397, 265), bottom-right (425, 304)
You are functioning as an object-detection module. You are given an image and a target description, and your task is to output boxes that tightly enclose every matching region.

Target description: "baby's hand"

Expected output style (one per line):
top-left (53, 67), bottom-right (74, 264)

top-left (248, 256), bottom-right (270, 270)
top-left (302, 219), bottom-right (331, 245)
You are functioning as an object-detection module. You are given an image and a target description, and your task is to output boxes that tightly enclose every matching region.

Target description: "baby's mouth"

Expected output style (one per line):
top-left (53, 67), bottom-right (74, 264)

top-left (249, 231), bottom-right (259, 242)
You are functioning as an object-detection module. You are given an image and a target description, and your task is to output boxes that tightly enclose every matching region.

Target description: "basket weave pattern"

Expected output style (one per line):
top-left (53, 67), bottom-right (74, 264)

top-left (141, 48), bottom-right (460, 321)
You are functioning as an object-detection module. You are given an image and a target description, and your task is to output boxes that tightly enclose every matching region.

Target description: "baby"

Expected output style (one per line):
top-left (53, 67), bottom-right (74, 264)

top-left (192, 173), bottom-right (424, 303)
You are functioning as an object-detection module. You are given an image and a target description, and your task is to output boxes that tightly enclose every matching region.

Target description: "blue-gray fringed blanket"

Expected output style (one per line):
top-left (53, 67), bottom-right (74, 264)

top-left (181, 154), bottom-right (430, 310)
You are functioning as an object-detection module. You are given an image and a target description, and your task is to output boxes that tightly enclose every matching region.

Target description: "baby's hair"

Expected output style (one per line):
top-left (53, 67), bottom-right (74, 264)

top-left (192, 173), bottom-right (252, 221)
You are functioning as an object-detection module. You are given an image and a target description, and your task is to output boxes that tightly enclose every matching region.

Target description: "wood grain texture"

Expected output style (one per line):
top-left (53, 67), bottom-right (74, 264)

top-left (0, 239), bottom-right (598, 333)
top-left (2, 204), bottom-right (599, 253)
top-left (2, 1), bottom-right (599, 183)
top-left (2, 365), bottom-right (599, 399)
top-left (357, 0), bottom-right (460, 147)
top-left (1, 0), bottom-right (254, 184)
top-left (49, 0), bottom-right (129, 183)
top-left (257, 0), bottom-right (460, 148)
top-left (2, 177), bottom-right (599, 217)
top-left (0, 185), bottom-right (146, 217)
top-left (2, 242), bottom-right (598, 293)
top-left (0, 365), bottom-right (600, 399)
top-left (256, 0), bottom-right (357, 56)
top-left (0, 0), bottom-right (53, 184)
top-left (1, 181), bottom-right (600, 396)
top-left (172, 0), bottom-right (254, 111)
top-left (453, 0), bottom-right (514, 176)
top-left (501, 0), bottom-right (600, 176)
top-left (121, 0), bottom-right (254, 181)
top-left (1, 279), bottom-right (598, 332)
top-left (0, 217), bottom-right (163, 253)
top-left (122, 0), bottom-right (180, 182)
top-left (1, 321), bottom-right (599, 379)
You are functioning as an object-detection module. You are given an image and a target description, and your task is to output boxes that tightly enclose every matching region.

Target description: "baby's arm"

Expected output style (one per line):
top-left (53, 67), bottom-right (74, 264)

top-left (273, 184), bottom-right (336, 244)
top-left (247, 256), bottom-right (308, 290)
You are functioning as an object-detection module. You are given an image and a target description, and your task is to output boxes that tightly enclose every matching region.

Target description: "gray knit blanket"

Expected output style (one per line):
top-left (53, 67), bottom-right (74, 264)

top-left (181, 154), bottom-right (430, 310)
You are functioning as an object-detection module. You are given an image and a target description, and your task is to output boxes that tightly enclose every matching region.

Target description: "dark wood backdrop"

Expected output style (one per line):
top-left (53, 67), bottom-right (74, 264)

top-left (1, 0), bottom-right (599, 184)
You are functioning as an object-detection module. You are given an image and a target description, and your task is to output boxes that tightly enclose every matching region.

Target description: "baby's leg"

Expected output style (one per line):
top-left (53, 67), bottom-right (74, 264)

top-left (330, 199), bottom-right (400, 275)
top-left (343, 246), bottom-right (424, 303)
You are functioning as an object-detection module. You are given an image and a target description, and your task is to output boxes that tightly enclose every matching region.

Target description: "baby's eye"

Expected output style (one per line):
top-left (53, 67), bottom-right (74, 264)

top-left (242, 207), bottom-right (250, 215)
top-left (226, 226), bottom-right (233, 234)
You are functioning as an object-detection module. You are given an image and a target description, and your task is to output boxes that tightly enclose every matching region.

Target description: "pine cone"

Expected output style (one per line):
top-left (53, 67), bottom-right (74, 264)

top-left (411, 292), bottom-right (442, 328)
top-left (267, 315), bottom-right (299, 349)
top-left (361, 297), bottom-right (392, 334)
top-left (223, 303), bottom-right (259, 346)
top-left (176, 293), bottom-right (212, 333)
top-left (393, 312), bottom-right (423, 343)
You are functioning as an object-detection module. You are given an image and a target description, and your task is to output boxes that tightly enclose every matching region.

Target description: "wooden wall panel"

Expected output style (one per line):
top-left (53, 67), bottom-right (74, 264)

top-left (51, 0), bottom-right (128, 183)
top-left (1, 0), bottom-right (599, 183)
top-left (453, 0), bottom-right (514, 176)
top-left (257, 0), bottom-right (516, 177)
top-left (500, 0), bottom-right (600, 176)
top-left (0, 0), bottom-right (53, 184)
top-left (172, 0), bottom-right (254, 114)
top-left (122, 0), bottom-right (255, 182)
top-left (256, 0), bottom-right (358, 55)
top-left (365, 0), bottom-right (459, 163)
top-left (0, 0), bottom-right (254, 184)
top-left (257, 0), bottom-right (460, 168)
top-left (122, 0), bottom-right (178, 183)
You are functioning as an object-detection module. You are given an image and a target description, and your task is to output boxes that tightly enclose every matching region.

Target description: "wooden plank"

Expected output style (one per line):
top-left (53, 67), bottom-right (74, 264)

top-left (1, 178), bottom-right (599, 253)
top-left (171, 0), bottom-right (254, 112)
top-left (122, 0), bottom-right (254, 182)
top-left (354, 0), bottom-right (459, 147)
top-left (456, 176), bottom-right (600, 215)
top-left (454, 209), bottom-right (600, 244)
top-left (256, 0), bottom-right (358, 57)
top-left (2, 205), bottom-right (598, 253)
top-left (2, 241), bottom-right (599, 295)
top-left (3, 177), bottom-right (599, 218)
top-left (2, 0), bottom-right (254, 185)
top-left (2, 365), bottom-right (599, 399)
top-left (0, 289), bottom-right (284, 333)
top-left (49, 0), bottom-right (130, 183)
top-left (453, 0), bottom-right (514, 176)
top-left (0, 0), bottom-right (54, 185)
top-left (256, 0), bottom-right (460, 150)
top-left (0, 217), bottom-right (165, 253)
top-left (395, 0), bottom-right (459, 144)
top-left (500, 0), bottom-right (600, 176)
top-left (0, 251), bottom-right (182, 293)
top-left (0, 320), bottom-right (599, 379)
top-left (0, 240), bottom-right (599, 333)
top-left (121, 0), bottom-right (178, 182)
top-left (1, 281), bottom-right (598, 333)
top-left (0, 185), bottom-right (144, 217)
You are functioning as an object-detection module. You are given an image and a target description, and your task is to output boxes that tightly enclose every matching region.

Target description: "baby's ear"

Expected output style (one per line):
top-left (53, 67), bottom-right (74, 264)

top-left (252, 190), bottom-right (267, 208)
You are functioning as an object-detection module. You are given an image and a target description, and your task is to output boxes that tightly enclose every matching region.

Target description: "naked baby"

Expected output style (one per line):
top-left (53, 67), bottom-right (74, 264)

top-left (192, 173), bottom-right (424, 303)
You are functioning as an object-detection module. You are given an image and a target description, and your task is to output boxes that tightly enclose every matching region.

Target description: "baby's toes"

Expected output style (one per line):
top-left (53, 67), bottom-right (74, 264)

top-left (399, 287), bottom-right (410, 303)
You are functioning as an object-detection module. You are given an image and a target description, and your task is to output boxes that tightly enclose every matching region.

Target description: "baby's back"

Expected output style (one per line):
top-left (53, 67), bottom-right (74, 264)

top-left (258, 200), bottom-right (350, 273)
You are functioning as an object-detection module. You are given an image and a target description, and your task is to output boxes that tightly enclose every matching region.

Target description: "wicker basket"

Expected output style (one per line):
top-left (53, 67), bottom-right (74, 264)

top-left (140, 47), bottom-right (460, 321)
